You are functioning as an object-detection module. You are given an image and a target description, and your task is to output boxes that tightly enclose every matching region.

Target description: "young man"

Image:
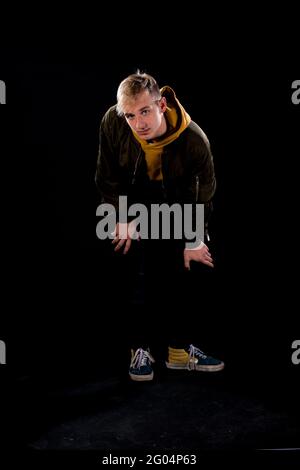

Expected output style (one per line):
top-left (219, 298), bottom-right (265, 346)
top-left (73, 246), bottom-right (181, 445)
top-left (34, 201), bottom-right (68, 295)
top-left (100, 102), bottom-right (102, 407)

top-left (95, 71), bottom-right (224, 381)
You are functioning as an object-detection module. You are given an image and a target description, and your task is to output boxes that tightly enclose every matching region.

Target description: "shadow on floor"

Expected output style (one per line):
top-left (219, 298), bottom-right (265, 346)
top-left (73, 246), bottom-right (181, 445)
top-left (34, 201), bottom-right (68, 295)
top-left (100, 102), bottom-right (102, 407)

top-left (7, 358), bottom-right (300, 456)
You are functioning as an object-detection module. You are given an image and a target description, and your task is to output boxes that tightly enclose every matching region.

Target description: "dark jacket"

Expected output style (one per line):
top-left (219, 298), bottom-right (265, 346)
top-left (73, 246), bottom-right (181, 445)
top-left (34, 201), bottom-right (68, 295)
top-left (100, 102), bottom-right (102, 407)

top-left (95, 105), bottom-right (216, 222)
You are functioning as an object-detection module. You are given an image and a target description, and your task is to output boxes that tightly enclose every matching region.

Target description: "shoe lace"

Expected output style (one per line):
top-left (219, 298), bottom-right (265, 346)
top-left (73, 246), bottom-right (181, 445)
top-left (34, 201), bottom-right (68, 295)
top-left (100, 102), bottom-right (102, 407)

top-left (131, 348), bottom-right (154, 369)
top-left (188, 344), bottom-right (207, 370)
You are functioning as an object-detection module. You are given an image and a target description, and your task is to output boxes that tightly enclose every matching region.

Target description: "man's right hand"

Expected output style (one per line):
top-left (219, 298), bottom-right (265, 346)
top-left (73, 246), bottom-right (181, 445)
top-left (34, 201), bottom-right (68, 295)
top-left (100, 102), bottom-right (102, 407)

top-left (111, 221), bottom-right (140, 254)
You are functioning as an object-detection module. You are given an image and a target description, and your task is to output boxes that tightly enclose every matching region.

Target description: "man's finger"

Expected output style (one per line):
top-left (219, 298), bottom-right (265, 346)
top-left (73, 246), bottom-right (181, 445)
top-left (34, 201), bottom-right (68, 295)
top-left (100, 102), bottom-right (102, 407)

top-left (114, 238), bottom-right (126, 251)
top-left (123, 238), bottom-right (132, 254)
top-left (184, 257), bottom-right (191, 270)
top-left (206, 261), bottom-right (214, 268)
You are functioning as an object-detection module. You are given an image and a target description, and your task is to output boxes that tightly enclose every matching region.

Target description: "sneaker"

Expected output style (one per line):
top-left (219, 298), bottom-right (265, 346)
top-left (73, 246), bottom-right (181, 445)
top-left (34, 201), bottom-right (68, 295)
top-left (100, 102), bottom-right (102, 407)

top-left (129, 348), bottom-right (155, 381)
top-left (166, 344), bottom-right (224, 372)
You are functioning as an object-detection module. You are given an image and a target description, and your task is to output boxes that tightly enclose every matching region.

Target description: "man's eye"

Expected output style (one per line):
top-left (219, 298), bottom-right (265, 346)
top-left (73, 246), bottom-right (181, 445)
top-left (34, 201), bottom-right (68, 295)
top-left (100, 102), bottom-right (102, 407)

top-left (141, 110), bottom-right (149, 116)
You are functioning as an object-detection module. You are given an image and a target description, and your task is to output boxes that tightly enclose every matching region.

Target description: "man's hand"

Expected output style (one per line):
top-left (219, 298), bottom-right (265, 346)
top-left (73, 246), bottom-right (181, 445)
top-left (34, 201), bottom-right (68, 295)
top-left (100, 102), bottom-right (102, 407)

top-left (111, 221), bottom-right (140, 254)
top-left (184, 244), bottom-right (214, 270)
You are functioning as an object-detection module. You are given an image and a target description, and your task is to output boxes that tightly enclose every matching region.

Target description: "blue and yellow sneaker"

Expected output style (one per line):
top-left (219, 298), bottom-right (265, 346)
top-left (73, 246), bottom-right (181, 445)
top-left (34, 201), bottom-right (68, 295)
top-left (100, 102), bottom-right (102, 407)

top-left (166, 344), bottom-right (224, 372)
top-left (129, 348), bottom-right (155, 381)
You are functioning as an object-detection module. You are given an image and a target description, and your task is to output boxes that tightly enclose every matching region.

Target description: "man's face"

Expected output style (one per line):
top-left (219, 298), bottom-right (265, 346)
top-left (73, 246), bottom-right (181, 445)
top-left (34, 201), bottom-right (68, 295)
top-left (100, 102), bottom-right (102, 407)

top-left (123, 91), bottom-right (167, 140)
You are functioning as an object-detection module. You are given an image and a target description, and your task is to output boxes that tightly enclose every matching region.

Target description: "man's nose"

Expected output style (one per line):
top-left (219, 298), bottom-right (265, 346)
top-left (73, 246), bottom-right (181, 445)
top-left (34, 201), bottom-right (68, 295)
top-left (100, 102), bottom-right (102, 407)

top-left (135, 116), bottom-right (145, 130)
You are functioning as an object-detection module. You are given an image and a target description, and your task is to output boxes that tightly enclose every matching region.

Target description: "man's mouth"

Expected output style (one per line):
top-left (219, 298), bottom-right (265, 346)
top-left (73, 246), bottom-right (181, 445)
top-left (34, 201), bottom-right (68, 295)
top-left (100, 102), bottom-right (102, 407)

top-left (138, 129), bottom-right (150, 135)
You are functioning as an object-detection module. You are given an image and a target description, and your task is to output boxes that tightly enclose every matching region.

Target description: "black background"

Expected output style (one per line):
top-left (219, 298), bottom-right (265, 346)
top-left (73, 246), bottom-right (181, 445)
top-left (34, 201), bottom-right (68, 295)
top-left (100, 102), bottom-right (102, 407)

top-left (0, 44), bottom-right (299, 458)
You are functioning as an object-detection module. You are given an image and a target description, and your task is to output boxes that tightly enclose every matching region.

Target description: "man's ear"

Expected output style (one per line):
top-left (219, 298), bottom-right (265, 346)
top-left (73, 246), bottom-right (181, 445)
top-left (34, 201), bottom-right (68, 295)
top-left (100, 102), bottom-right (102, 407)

top-left (160, 97), bottom-right (167, 113)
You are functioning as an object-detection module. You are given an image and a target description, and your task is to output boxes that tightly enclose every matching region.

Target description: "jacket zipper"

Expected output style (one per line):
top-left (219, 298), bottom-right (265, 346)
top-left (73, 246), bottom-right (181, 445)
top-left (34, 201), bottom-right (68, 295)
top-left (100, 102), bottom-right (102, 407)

top-left (161, 154), bottom-right (165, 190)
top-left (195, 176), bottom-right (199, 202)
top-left (195, 175), bottom-right (210, 242)
top-left (131, 149), bottom-right (142, 185)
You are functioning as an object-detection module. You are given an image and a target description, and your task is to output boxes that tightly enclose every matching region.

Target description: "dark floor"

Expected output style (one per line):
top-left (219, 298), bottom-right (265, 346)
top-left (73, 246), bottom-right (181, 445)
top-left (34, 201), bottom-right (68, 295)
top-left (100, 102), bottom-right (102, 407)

top-left (4, 352), bottom-right (300, 468)
top-left (3, 246), bottom-right (300, 466)
top-left (30, 375), bottom-right (299, 451)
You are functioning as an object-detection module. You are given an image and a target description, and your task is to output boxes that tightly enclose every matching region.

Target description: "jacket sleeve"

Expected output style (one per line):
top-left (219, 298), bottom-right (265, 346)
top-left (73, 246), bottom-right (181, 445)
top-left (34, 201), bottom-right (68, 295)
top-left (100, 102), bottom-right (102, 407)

top-left (95, 110), bottom-right (121, 211)
top-left (185, 129), bottom-right (216, 243)
top-left (196, 138), bottom-right (215, 232)
top-left (192, 133), bottom-right (216, 203)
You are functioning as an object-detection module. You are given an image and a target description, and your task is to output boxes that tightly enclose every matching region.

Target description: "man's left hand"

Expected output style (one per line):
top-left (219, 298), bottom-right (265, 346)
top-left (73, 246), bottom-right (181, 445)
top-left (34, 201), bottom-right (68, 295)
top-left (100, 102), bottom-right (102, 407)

top-left (183, 244), bottom-right (214, 270)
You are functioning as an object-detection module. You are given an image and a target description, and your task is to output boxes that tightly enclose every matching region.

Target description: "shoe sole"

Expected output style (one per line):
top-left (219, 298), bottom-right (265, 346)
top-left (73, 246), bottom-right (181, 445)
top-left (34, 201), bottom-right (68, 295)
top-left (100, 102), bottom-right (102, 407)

top-left (165, 361), bottom-right (225, 372)
top-left (129, 372), bottom-right (154, 381)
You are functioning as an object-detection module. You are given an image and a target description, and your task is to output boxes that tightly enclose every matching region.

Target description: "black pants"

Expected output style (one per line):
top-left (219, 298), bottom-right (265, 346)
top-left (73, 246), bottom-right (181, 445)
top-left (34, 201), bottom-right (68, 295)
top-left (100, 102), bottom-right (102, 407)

top-left (105, 237), bottom-right (214, 352)
top-left (99, 181), bottom-right (215, 352)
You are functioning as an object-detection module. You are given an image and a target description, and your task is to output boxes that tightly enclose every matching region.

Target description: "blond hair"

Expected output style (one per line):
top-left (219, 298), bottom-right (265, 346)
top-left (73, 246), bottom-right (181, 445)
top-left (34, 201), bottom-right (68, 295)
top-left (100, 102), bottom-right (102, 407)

top-left (116, 71), bottom-right (161, 116)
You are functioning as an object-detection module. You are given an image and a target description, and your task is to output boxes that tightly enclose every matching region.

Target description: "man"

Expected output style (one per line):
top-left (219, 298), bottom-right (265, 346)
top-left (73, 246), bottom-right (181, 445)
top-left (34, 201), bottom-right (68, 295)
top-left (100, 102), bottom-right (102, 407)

top-left (95, 71), bottom-right (224, 381)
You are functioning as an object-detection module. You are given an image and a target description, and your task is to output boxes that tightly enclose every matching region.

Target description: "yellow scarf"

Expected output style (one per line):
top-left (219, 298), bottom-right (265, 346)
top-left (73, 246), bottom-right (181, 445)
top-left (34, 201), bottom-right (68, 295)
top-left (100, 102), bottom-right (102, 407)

top-left (132, 86), bottom-right (191, 180)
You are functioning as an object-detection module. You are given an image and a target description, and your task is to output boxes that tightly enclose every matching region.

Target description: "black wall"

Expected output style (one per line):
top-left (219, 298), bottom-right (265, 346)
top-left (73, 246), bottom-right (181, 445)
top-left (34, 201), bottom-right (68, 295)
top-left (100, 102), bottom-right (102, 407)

top-left (1, 48), bottom-right (299, 400)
